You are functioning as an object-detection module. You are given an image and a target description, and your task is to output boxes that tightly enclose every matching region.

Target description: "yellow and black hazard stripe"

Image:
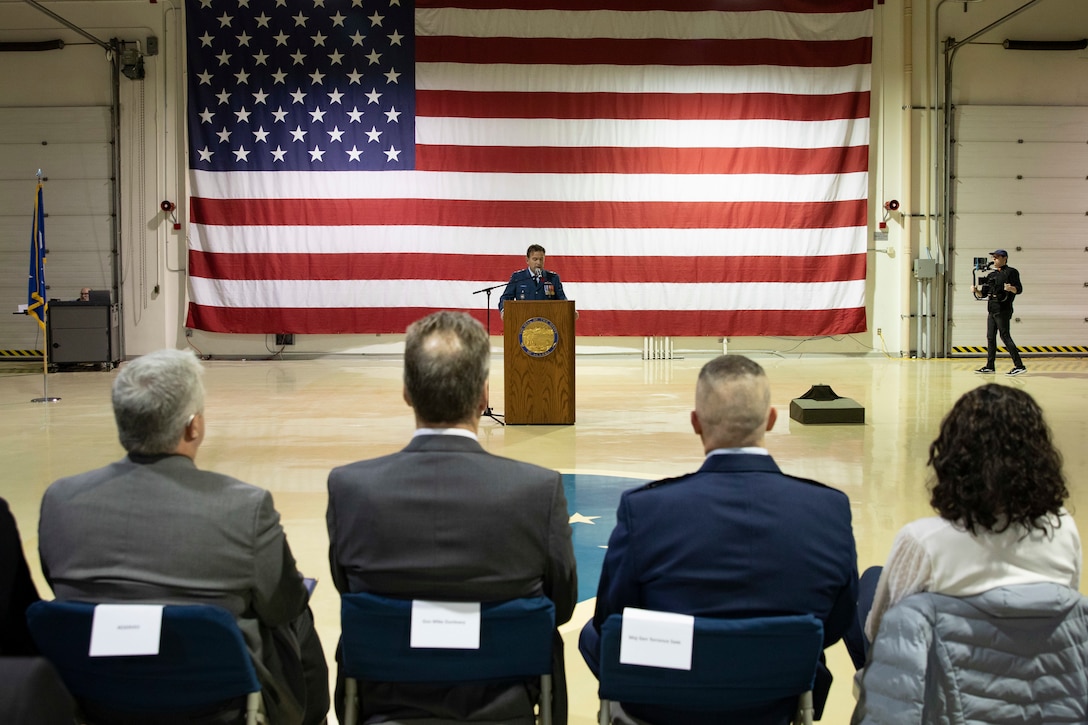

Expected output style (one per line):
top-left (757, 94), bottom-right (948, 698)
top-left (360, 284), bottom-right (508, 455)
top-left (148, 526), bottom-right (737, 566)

top-left (952, 345), bottom-right (1088, 355)
top-left (0, 350), bottom-right (44, 358)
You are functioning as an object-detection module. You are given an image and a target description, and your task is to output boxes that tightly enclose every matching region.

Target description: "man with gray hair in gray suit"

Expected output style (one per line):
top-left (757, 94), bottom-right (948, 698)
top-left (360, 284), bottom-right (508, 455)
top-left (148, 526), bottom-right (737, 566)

top-left (38, 349), bottom-right (329, 725)
top-left (327, 310), bottom-right (577, 724)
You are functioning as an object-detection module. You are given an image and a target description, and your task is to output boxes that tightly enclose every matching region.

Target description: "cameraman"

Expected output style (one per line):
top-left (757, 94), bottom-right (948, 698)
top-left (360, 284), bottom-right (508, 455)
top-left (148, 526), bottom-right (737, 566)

top-left (972, 248), bottom-right (1025, 376)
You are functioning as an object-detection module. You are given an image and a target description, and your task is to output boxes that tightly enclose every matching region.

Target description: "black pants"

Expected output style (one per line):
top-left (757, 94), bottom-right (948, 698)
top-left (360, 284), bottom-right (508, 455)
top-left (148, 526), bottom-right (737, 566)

top-left (986, 309), bottom-right (1023, 368)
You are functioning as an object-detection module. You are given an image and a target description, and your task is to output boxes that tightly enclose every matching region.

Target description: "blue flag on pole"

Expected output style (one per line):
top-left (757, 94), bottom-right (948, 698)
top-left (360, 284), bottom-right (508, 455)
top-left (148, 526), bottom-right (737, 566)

top-left (27, 181), bottom-right (46, 330)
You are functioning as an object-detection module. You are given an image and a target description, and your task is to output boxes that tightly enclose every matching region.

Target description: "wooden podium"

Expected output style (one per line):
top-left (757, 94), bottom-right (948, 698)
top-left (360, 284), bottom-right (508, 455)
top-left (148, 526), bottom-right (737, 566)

top-left (503, 300), bottom-right (575, 425)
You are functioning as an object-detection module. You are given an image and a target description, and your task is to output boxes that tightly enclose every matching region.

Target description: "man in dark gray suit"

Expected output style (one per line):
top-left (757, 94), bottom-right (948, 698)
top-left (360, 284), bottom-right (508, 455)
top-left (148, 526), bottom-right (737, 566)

top-left (327, 310), bottom-right (577, 724)
top-left (38, 349), bottom-right (329, 725)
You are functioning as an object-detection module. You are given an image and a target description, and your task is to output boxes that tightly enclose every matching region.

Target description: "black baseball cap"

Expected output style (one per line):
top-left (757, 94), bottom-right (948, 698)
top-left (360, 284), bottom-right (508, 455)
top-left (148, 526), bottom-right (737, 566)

top-left (989, 249), bottom-right (1008, 257)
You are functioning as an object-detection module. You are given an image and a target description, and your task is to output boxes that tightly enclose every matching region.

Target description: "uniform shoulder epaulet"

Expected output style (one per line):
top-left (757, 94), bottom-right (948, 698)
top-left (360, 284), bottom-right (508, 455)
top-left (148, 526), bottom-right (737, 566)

top-left (640, 473), bottom-right (692, 490)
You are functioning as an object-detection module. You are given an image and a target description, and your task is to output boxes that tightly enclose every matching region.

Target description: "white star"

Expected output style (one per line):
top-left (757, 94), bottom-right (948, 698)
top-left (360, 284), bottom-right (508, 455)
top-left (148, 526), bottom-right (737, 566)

top-left (390, 0), bottom-right (401, 5)
top-left (238, 0), bottom-right (250, 7)
top-left (198, 146), bottom-right (214, 161)
top-left (309, 146), bottom-right (326, 162)
top-left (273, 31), bottom-right (289, 46)
top-left (271, 69), bottom-right (287, 84)
top-left (384, 106), bottom-right (401, 123)
top-left (290, 50), bottom-right (306, 65)
top-left (327, 89), bottom-right (344, 104)
top-left (365, 49), bottom-right (381, 65)
top-left (568, 513), bottom-right (601, 525)
top-left (328, 49), bottom-right (344, 65)
top-left (198, 108), bottom-right (214, 124)
top-left (309, 69), bottom-right (325, 85)
top-left (290, 126), bottom-right (307, 142)
top-left (255, 13), bottom-right (271, 28)
top-left (199, 0), bottom-right (211, 7)
top-left (327, 126), bottom-right (344, 142)
top-left (346, 145), bottom-right (363, 161)
top-left (234, 107), bottom-right (252, 123)
top-left (217, 12), bottom-right (233, 27)
top-left (347, 106), bottom-right (364, 123)
top-left (309, 107), bottom-right (326, 122)
top-left (346, 70), bottom-right (363, 84)
top-left (349, 31), bottom-right (365, 46)
top-left (311, 32), bottom-right (327, 47)
top-left (216, 50), bottom-right (231, 66)
top-left (252, 89), bottom-right (268, 105)
top-left (216, 127), bottom-right (231, 143)
top-left (236, 31), bottom-right (251, 47)
top-left (233, 146), bottom-right (250, 161)
top-left (271, 107), bottom-right (288, 123)
top-left (388, 30), bottom-right (404, 46)
top-left (216, 90), bottom-right (231, 105)
top-left (199, 32), bottom-right (214, 47)
top-left (384, 145), bottom-right (400, 162)
top-left (368, 11), bottom-right (384, 26)
top-left (234, 69), bottom-right (250, 85)
top-left (330, 12), bottom-right (346, 27)
top-left (253, 126), bottom-right (270, 143)
top-left (314, 0), bottom-right (325, 6)
top-left (252, 50), bottom-right (269, 66)
top-left (365, 126), bottom-right (382, 143)
top-left (293, 12), bottom-right (307, 27)
top-left (197, 70), bottom-right (213, 85)
top-left (271, 146), bottom-right (287, 162)
top-left (290, 88), bottom-right (307, 104)
top-left (365, 88), bottom-right (381, 104)
top-left (385, 68), bottom-right (401, 84)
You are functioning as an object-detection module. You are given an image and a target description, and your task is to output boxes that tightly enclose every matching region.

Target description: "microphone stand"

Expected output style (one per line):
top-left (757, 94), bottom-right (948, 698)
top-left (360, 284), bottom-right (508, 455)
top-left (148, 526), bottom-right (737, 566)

top-left (472, 282), bottom-right (507, 426)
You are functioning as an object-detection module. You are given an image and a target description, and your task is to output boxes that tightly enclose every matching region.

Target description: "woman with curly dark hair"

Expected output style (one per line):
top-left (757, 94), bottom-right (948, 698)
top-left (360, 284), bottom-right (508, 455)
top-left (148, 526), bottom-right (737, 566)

top-left (863, 383), bottom-right (1080, 641)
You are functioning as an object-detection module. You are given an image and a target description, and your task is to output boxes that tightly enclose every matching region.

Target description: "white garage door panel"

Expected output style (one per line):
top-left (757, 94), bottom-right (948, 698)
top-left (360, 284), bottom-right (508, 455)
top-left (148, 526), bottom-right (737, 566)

top-left (0, 107), bottom-right (111, 144)
top-left (956, 142), bottom-right (1088, 178)
top-left (0, 179), bottom-right (110, 217)
top-left (955, 178), bottom-right (1088, 214)
top-left (953, 214), bottom-right (1088, 248)
top-left (5, 143), bottom-right (112, 180)
top-left (954, 106), bottom-right (1088, 143)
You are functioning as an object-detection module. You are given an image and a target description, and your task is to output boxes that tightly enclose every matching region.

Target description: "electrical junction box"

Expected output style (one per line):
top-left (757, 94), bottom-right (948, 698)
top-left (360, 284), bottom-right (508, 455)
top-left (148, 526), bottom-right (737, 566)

top-left (913, 258), bottom-right (937, 279)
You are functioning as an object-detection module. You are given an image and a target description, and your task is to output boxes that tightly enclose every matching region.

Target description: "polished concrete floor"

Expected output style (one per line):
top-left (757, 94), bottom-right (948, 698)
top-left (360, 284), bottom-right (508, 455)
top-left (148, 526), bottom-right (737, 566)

top-left (3, 352), bottom-right (1086, 724)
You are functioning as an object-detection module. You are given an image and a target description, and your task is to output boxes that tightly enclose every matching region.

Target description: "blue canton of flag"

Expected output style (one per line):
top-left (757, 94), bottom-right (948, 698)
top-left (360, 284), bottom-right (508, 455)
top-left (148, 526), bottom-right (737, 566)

top-left (185, 0), bottom-right (415, 172)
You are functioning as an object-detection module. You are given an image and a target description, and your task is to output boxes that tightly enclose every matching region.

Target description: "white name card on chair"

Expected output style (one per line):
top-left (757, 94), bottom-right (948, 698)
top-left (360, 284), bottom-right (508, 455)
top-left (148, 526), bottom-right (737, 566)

top-left (88, 604), bottom-right (165, 657)
top-left (618, 607), bottom-right (694, 671)
top-left (410, 601), bottom-right (481, 649)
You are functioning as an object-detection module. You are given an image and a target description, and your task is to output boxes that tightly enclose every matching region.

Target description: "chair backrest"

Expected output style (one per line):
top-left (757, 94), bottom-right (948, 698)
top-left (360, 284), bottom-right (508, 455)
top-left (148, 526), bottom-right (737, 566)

top-left (26, 600), bottom-right (261, 714)
top-left (598, 611), bottom-right (824, 712)
top-left (340, 592), bottom-right (555, 682)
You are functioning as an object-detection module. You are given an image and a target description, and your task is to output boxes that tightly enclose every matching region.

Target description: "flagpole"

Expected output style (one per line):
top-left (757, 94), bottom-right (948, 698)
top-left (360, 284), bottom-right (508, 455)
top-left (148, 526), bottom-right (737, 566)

top-left (30, 169), bottom-right (59, 404)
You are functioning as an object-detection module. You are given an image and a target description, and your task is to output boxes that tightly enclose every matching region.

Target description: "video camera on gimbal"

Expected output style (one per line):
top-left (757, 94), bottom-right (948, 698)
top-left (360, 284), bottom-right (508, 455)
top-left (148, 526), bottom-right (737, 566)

top-left (971, 257), bottom-right (1004, 301)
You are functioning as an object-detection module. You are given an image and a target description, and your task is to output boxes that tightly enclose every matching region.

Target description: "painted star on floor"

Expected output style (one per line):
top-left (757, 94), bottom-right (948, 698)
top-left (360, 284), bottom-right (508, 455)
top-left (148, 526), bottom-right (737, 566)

top-left (561, 473), bottom-right (649, 601)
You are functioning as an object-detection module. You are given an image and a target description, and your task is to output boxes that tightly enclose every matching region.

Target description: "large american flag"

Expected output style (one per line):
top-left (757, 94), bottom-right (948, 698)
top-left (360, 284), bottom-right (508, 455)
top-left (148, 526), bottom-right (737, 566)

top-left (186, 0), bottom-right (871, 336)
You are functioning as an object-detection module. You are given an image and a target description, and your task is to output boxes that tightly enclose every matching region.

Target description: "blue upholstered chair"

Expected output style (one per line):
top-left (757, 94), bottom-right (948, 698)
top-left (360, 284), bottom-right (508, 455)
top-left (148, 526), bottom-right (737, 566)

top-left (26, 600), bottom-right (265, 725)
top-left (596, 611), bottom-right (824, 725)
top-left (339, 592), bottom-right (555, 725)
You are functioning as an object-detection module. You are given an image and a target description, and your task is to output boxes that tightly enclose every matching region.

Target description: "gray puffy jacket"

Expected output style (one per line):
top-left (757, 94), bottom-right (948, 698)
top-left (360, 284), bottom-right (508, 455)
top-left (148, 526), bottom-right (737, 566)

top-left (852, 583), bottom-right (1088, 724)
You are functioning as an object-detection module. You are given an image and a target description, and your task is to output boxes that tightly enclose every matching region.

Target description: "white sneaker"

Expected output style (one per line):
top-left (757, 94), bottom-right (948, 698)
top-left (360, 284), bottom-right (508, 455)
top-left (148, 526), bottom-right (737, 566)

top-left (1007, 366), bottom-right (1027, 376)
